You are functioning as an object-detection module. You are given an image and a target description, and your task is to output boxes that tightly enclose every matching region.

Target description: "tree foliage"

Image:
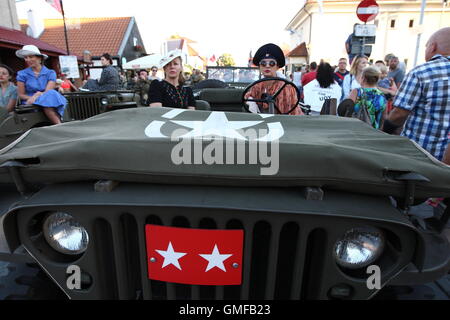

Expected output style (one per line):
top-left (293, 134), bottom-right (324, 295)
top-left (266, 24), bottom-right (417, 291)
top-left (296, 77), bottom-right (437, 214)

top-left (217, 53), bottom-right (235, 66)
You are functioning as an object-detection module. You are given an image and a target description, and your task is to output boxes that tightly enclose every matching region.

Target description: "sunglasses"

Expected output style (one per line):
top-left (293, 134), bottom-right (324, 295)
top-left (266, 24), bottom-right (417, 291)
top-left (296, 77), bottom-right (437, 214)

top-left (151, 69), bottom-right (157, 72)
top-left (259, 60), bottom-right (277, 67)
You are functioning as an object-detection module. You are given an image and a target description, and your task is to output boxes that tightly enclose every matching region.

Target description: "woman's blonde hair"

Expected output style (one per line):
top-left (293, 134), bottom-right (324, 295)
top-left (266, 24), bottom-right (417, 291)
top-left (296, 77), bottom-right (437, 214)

top-left (362, 66), bottom-right (381, 85)
top-left (164, 57), bottom-right (185, 86)
top-left (349, 55), bottom-right (368, 75)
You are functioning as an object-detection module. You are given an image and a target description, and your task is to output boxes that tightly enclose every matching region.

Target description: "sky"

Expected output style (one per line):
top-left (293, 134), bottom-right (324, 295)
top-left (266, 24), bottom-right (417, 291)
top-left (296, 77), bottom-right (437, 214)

top-left (16, 0), bottom-right (307, 65)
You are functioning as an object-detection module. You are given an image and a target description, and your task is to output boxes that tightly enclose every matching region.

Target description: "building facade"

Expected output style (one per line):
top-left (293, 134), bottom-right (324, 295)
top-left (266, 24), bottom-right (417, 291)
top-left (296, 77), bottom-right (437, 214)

top-left (162, 36), bottom-right (206, 71)
top-left (0, 0), bottom-right (20, 30)
top-left (286, 0), bottom-right (450, 70)
top-left (0, 0), bottom-right (66, 74)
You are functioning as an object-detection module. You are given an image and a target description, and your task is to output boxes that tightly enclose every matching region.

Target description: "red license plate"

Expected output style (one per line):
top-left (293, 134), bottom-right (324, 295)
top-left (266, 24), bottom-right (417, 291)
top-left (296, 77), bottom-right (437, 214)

top-left (145, 224), bottom-right (244, 285)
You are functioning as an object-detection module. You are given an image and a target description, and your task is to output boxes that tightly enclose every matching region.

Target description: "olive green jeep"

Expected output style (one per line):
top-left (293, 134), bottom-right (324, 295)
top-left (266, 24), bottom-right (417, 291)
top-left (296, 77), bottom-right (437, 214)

top-left (0, 90), bottom-right (139, 150)
top-left (0, 105), bottom-right (448, 300)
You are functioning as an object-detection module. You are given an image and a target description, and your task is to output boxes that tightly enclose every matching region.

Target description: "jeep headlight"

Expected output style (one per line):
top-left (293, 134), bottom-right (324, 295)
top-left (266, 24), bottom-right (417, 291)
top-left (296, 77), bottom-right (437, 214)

top-left (43, 212), bottom-right (89, 255)
top-left (333, 227), bottom-right (385, 269)
top-left (100, 97), bottom-right (109, 105)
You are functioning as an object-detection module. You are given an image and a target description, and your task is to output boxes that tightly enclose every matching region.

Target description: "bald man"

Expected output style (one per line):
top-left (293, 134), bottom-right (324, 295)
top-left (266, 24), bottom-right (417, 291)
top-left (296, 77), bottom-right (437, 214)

top-left (383, 27), bottom-right (450, 161)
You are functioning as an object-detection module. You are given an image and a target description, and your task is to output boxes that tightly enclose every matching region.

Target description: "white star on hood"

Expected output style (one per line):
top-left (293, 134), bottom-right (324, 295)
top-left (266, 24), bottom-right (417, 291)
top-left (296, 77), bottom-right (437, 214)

top-left (155, 242), bottom-right (187, 270)
top-left (171, 112), bottom-right (263, 140)
top-left (199, 244), bottom-right (233, 272)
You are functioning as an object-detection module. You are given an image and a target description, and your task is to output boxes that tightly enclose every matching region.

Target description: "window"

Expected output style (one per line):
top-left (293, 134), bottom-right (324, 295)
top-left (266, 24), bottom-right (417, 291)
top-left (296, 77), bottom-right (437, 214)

top-left (409, 20), bottom-right (414, 28)
top-left (390, 19), bottom-right (396, 28)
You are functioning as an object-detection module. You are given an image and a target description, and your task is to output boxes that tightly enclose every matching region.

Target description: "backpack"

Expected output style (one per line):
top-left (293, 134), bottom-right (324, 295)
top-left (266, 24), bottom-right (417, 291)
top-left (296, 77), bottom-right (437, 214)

top-left (352, 88), bottom-right (372, 126)
top-left (320, 98), bottom-right (337, 115)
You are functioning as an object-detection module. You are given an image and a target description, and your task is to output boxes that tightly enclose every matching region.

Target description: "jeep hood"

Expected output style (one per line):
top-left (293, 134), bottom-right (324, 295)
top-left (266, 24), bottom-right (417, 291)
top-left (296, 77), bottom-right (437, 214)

top-left (0, 107), bottom-right (449, 198)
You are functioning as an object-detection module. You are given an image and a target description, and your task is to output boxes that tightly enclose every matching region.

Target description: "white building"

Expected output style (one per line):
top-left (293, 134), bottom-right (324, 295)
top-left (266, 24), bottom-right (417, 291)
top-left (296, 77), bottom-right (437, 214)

top-left (162, 36), bottom-right (206, 71)
top-left (0, 0), bottom-right (20, 30)
top-left (285, 0), bottom-right (450, 71)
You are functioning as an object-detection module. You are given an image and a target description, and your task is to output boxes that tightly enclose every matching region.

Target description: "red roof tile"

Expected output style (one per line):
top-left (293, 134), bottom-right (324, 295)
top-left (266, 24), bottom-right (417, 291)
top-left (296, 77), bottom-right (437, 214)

top-left (286, 43), bottom-right (308, 57)
top-left (0, 26), bottom-right (66, 56)
top-left (20, 17), bottom-right (132, 57)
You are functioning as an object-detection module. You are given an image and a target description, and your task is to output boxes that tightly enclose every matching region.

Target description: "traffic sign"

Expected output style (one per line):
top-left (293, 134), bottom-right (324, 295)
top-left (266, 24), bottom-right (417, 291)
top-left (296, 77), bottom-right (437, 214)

top-left (351, 36), bottom-right (376, 46)
top-left (351, 44), bottom-right (372, 57)
top-left (357, 0), bottom-right (379, 23)
top-left (354, 24), bottom-right (377, 37)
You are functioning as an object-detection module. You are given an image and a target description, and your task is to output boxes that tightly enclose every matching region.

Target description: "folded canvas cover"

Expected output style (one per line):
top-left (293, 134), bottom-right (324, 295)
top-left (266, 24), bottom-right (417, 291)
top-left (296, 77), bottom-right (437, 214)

top-left (0, 107), bottom-right (449, 198)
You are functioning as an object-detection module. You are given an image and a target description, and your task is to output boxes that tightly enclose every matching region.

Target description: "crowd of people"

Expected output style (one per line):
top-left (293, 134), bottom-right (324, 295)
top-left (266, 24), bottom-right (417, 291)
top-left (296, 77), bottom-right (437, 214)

top-left (0, 27), bottom-right (448, 168)
top-left (244, 27), bottom-right (449, 170)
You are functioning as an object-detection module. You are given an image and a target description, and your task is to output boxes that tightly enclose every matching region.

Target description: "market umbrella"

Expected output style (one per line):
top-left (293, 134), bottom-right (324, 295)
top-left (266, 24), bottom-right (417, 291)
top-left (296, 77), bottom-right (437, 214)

top-left (122, 54), bottom-right (164, 70)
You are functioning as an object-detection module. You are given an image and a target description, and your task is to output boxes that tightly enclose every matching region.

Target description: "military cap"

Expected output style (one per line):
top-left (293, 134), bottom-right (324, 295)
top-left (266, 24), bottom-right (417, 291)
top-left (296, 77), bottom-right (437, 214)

top-left (253, 43), bottom-right (285, 68)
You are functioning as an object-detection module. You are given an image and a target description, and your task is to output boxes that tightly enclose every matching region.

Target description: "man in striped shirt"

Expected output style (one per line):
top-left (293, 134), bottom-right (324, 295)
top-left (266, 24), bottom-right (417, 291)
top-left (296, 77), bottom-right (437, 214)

top-left (383, 27), bottom-right (450, 161)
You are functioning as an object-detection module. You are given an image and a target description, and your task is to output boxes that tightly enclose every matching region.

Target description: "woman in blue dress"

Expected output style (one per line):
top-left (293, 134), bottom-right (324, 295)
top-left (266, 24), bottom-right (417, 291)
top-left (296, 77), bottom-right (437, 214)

top-left (15, 45), bottom-right (67, 125)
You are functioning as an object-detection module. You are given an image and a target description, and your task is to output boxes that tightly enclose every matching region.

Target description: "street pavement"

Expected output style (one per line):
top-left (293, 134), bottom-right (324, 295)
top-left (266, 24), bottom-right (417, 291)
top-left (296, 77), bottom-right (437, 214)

top-left (0, 259), bottom-right (448, 300)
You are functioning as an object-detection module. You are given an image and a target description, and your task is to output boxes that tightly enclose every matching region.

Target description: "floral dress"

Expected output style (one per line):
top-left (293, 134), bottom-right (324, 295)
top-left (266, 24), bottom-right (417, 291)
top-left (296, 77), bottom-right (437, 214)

top-left (354, 88), bottom-right (387, 129)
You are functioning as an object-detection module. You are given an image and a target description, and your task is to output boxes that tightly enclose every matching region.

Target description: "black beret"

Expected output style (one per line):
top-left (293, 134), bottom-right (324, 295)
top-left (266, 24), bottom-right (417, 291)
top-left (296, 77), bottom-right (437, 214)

top-left (253, 43), bottom-right (285, 68)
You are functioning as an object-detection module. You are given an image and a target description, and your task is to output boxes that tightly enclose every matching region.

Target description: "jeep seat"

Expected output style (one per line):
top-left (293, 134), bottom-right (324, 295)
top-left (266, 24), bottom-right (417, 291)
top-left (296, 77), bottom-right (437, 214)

top-left (194, 100), bottom-right (211, 111)
top-left (198, 88), bottom-right (245, 112)
top-left (14, 104), bottom-right (42, 114)
top-left (0, 107), bottom-right (8, 121)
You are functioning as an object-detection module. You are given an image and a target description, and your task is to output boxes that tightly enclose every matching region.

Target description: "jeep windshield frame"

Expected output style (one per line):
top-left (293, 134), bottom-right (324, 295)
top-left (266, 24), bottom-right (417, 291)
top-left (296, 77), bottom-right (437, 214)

top-left (206, 66), bottom-right (261, 85)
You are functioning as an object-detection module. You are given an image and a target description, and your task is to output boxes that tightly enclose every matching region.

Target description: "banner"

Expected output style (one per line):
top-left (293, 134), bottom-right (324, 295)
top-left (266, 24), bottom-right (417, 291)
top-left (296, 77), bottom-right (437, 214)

top-left (58, 55), bottom-right (80, 79)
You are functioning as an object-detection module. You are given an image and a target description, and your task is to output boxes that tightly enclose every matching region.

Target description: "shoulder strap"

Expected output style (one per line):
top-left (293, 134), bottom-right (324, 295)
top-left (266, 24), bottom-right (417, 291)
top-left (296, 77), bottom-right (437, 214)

top-left (356, 87), bottom-right (362, 97)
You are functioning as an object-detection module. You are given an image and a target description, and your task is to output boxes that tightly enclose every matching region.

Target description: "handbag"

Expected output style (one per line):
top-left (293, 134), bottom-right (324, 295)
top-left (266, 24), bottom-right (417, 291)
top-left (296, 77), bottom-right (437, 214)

top-left (320, 98), bottom-right (337, 115)
top-left (352, 88), bottom-right (372, 126)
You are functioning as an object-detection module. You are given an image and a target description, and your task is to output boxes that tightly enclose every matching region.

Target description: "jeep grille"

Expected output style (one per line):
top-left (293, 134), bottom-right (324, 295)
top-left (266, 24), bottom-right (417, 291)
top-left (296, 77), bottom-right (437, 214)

top-left (91, 211), bottom-right (329, 300)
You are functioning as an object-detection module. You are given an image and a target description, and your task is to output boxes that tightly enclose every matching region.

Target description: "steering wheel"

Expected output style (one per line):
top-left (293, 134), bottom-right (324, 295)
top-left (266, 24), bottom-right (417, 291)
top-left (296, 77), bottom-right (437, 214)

top-left (242, 77), bottom-right (301, 115)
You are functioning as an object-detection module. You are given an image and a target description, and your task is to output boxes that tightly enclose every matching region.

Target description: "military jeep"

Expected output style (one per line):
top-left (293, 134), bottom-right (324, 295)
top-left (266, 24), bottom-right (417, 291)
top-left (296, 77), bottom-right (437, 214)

top-left (63, 90), bottom-right (138, 121)
top-left (203, 66), bottom-right (261, 89)
top-left (192, 67), bottom-right (262, 113)
top-left (0, 90), bottom-right (139, 150)
top-left (0, 104), bottom-right (52, 150)
top-left (0, 106), bottom-right (449, 300)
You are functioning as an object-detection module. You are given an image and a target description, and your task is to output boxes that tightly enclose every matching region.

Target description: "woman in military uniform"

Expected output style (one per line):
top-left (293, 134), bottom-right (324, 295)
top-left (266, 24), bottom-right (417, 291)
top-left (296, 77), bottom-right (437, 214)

top-left (245, 43), bottom-right (302, 115)
top-left (82, 53), bottom-right (121, 91)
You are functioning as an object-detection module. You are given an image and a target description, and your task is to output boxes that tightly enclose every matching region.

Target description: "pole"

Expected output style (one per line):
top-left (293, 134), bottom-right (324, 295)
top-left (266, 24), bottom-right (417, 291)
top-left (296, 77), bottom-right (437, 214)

top-left (362, 22), bottom-right (366, 57)
top-left (413, 0), bottom-right (427, 67)
top-left (60, 0), bottom-right (70, 55)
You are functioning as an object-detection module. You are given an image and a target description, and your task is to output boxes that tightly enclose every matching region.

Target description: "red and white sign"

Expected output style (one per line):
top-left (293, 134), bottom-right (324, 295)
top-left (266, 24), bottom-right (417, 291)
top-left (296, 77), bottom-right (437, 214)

top-left (145, 225), bottom-right (244, 285)
top-left (356, 0), bottom-right (379, 23)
